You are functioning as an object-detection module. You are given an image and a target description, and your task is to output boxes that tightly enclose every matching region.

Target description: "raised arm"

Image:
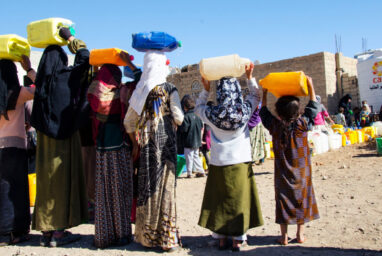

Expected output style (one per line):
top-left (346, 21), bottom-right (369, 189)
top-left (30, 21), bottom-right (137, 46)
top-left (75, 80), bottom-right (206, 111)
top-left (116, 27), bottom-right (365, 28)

top-left (259, 89), bottom-right (275, 132)
top-left (194, 77), bottom-right (211, 124)
top-left (244, 63), bottom-right (260, 111)
top-left (302, 76), bottom-right (319, 123)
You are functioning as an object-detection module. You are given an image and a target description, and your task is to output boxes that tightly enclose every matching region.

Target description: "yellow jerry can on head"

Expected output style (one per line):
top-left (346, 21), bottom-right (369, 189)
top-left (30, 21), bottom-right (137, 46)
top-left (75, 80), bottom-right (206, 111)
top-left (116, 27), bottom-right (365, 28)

top-left (0, 34), bottom-right (31, 61)
top-left (259, 71), bottom-right (309, 98)
top-left (27, 17), bottom-right (73, 48)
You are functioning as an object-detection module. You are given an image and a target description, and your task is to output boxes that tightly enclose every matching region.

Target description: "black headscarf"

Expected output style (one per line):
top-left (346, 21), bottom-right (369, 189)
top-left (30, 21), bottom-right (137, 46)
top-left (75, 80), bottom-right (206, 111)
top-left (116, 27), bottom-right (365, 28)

top-left (0, 60), bottom-right (21, 120)
top-left (31, 45), bottom-right (90, 139)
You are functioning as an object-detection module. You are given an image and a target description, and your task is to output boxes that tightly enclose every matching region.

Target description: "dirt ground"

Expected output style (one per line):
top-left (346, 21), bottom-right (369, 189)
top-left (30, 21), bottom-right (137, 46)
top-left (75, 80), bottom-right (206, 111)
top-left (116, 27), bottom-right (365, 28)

top-left (1, 141), bottom-right (382, 256)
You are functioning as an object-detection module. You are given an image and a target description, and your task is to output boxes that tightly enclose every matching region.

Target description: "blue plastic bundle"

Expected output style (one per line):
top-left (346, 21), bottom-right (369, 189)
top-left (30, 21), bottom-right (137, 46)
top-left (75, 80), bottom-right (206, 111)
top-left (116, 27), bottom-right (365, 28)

top-left (132, 31), bottom-right (181, 52)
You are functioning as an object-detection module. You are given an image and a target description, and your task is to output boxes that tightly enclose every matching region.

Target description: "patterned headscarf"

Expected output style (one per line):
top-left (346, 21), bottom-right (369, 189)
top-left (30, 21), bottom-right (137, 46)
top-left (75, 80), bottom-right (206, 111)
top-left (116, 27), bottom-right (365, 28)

top-left (205, 77), bottom-right (252, 131)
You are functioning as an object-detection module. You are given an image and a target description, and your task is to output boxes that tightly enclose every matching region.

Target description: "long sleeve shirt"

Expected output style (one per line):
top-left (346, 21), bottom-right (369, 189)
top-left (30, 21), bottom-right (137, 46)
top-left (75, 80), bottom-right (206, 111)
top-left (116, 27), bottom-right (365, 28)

top-left (194, 78), bottom-right (260, 166)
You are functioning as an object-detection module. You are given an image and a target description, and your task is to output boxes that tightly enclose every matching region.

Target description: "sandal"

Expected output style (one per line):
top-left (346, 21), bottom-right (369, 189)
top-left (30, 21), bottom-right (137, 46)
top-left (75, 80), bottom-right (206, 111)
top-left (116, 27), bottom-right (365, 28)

top-left (50, 231), bottom-right (81, 247)
top-left (40, 231), bottom-right (53, 247)
top-left (195, 173), bottom-right (206, 178)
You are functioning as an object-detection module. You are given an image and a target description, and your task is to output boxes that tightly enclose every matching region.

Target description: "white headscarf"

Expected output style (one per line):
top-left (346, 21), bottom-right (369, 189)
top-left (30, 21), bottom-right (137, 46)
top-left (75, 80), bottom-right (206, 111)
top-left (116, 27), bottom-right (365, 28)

top-left (129, 50), bottom-right (169, 115)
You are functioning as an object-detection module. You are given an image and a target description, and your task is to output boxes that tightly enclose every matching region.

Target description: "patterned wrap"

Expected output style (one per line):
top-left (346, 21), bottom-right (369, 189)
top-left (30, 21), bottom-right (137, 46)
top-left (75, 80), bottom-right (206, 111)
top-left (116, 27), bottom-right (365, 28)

top-left (134, 82), bottom-right (180, 249)
top-left (205, 78), bottom-right (252, 131)
top-left (260, 101), bottom-right (320, 225)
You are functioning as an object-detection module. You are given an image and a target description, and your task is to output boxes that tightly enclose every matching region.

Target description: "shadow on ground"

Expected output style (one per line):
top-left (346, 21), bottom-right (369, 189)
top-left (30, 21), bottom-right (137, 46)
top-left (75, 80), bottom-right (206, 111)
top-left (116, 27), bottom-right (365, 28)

top-left (6, 234), bottom-right (382, 255)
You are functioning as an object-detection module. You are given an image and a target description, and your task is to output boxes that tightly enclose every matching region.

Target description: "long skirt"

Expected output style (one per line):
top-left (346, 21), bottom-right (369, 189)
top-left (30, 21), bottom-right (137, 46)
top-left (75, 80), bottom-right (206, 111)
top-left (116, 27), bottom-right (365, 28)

top-left (81, 146), bottom-right (96, 202)
top-left (134, 160), bottom-right (179, 248)
top-left (249, 123), bottom-right (267, 162)
top-left (0, 148), bottom-right (30, 235)
top-left (32, 131), bottom-right (88, 231)
top-left (94, 147), bottom-right (133, 248)
top-left (198, 163), bottom-right (263, 236)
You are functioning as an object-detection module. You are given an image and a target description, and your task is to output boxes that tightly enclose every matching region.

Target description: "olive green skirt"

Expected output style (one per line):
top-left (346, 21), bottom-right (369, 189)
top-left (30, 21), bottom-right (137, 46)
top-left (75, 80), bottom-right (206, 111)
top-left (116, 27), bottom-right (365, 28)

top-left (32, 131), bottom-right (88, 231)
top-left (198, 162), bottom-right (263, 236)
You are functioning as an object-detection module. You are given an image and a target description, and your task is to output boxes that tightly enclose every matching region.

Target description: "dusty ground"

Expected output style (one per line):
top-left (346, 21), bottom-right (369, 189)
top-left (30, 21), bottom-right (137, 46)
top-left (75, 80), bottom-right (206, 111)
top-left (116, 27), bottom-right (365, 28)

top-left (1, 141), bottom-right (382, 256)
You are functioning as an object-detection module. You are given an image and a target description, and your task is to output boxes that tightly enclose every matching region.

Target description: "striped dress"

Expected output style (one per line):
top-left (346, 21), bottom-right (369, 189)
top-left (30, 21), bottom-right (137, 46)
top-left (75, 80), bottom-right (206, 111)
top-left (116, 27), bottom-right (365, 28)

top-left (260, 101), bottom-right (320, 225)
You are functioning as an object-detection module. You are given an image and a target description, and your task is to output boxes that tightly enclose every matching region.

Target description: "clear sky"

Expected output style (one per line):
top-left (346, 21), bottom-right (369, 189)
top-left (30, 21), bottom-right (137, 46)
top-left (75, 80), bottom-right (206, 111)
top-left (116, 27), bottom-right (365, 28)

top-left (1, 0), bottom-right (381, 68)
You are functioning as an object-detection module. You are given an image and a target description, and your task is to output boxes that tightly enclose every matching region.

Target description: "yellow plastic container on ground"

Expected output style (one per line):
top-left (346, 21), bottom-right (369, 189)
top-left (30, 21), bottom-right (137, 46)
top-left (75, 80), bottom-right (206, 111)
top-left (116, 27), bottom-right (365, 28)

top-left (259, 71), bottom-right (309, 98)
top-left (331, 124), bottom-right (345, 134)
top-left (28, 173), bottom-right (36, 207)
top-left (266, 141), bottom-right (275, 158)
top-left (362, 127), bottom-right (375, 141)
top-left (342, 134), bottom-right (351, 146)
top-left (89, 48), bottom-right (129, 66)
top-left (199, 54), bottom-right (251, 81)
top-left (345, 131), bottom-right (356, 144)
top-left (27, 18), bottom-right (73, 48)
top-left (356, 130), bottom-right (364, 143)
top-left (0, 34), bottom-right (30, 61)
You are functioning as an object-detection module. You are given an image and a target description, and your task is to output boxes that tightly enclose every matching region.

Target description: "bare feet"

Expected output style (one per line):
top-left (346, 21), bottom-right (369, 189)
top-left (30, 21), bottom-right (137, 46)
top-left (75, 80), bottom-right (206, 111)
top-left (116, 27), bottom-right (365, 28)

top-left (296, 236), bottom-right (306, 243)
top-left (277, 236), bottom-right (288, 245)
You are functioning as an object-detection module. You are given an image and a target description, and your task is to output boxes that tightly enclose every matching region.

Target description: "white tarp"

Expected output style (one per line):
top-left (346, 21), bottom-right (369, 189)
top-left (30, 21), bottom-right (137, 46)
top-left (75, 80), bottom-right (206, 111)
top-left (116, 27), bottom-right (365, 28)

top-left (356, 49), bottom-right (382, 112)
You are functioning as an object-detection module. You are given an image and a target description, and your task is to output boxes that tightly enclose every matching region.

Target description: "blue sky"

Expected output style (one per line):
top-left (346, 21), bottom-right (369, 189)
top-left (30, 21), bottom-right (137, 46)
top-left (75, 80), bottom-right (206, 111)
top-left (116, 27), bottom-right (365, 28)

top-left (1, 0), bottom-right (381, 68)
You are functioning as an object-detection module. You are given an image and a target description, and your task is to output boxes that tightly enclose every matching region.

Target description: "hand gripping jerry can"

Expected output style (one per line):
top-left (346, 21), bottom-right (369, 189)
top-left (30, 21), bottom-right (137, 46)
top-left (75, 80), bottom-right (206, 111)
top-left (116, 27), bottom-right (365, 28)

top-left (0, 34), bottom-right (30, 61)
top-left (27, 18), bottom-right (74, 48)
top-left (259, 71), bottom-right (309, 98)
top-left (199, 54), bottom-right (251, 81)
top-left (89, 48), bottom-right (132, 66)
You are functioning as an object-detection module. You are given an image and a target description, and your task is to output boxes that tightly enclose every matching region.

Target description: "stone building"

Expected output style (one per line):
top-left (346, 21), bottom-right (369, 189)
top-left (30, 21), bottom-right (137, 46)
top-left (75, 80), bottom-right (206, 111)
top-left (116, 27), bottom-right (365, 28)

top-left (167, 52), bottom-right (358, 114)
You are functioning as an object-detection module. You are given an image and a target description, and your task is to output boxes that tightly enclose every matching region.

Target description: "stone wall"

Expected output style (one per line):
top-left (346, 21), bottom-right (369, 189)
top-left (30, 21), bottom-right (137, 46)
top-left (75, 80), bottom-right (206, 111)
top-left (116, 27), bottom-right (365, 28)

top-left (168, 51), bottom-right (359, 114)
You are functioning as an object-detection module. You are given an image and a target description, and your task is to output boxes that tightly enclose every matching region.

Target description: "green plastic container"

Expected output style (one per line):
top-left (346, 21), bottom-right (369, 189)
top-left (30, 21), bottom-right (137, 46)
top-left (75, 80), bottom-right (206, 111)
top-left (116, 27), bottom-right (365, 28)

top-left (176, 155), bottom-right (186, 177)
top-left (376, 138), bottom-right (382, 155)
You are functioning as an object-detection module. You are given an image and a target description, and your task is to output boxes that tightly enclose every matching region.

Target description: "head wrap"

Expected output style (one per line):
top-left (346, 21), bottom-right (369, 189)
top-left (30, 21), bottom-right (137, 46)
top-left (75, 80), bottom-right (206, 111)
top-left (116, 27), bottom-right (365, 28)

top-left (87, 64), bottom-right (122, 121)
top-left (129, 50), bottom-right (169, 115)
top-left (206, 77), bottom-right (252, 131)
top-left (316, 95), bottom-right (327, 112)
top-left (0, 60), bottom-right (21, 120)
